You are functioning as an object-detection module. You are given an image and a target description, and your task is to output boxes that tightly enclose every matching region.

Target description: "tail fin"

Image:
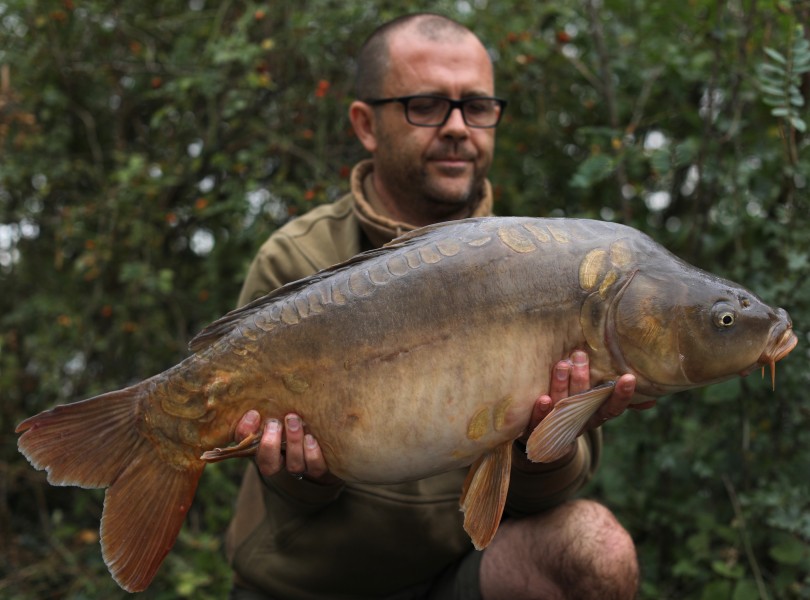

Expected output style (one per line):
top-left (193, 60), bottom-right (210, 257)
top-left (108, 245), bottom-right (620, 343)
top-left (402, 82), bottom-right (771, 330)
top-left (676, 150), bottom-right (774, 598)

top-left (16, 386), bottom-right (204, 592)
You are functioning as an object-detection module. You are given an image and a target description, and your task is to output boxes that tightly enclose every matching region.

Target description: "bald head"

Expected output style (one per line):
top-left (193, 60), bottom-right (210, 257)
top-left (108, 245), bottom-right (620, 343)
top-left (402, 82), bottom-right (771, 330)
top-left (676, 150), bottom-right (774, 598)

top-left (354, 13), bottom-right (486, 99)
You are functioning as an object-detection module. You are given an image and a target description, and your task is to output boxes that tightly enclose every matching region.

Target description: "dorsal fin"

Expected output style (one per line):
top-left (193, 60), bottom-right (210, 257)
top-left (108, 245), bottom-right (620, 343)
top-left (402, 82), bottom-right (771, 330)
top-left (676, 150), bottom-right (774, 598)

top-left (187, 223), bottom-right (455, 353)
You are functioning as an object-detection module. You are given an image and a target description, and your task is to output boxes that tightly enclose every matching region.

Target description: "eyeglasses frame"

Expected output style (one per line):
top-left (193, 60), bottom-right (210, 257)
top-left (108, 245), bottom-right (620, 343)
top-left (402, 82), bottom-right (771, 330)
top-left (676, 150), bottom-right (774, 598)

top-left (362, 95), bottom-right (508, 128)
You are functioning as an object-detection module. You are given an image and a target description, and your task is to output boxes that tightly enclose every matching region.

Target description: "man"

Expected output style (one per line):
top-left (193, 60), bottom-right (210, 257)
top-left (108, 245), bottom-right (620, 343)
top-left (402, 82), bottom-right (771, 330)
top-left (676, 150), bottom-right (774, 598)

top-left (227, 13), bottom-right (644, 600)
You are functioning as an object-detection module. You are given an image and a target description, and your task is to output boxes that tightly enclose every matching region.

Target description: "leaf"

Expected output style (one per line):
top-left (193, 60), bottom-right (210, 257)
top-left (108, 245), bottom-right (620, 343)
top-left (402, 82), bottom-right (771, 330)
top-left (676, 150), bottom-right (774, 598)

top-left (650, 148), bottom-right (672, 175)
top-left (787, 251), bottom-right (809, 272)
top-left (790, 116), bottom-right (807, 132)
top-left (759, 84), bottom-right (786, 97)
top-left (732, 580), bottom-right (760, 600)
top-left (764, 47), bottom-right (787, 64)
top-left (711, 560), bottom-right (744, 579)
top-left (769, 537), bottom-right (807, 566)
top-left (701, 580), bottom-right (733, 600)
top-left (674, 138), bottom-right (698, 167)
top-left (763, 46), bottom-right (787, 65)
top-left (758, 63), bottom-right (785, 76)
top-left (569, 154), bottom-right (615, 189)
top-left (761, 96), bottom-right (787, 108)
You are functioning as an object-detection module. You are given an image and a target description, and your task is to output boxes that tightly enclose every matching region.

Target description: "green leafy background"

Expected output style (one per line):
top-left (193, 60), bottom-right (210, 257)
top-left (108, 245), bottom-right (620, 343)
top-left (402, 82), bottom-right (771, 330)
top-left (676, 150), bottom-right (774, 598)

top-left (1, 1), bottom-right (808, 598)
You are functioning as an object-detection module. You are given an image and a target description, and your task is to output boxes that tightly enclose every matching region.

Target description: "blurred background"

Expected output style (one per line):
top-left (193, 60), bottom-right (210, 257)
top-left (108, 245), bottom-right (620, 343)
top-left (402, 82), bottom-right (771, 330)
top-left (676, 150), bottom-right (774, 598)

top-left (1, 1), bottom-right (808, 598)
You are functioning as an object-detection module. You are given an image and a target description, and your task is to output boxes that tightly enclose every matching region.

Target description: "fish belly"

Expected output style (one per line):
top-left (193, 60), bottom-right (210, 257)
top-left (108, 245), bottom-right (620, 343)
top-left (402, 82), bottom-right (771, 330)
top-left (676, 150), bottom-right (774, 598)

top-left (275, 324), bottom-right (549, 483)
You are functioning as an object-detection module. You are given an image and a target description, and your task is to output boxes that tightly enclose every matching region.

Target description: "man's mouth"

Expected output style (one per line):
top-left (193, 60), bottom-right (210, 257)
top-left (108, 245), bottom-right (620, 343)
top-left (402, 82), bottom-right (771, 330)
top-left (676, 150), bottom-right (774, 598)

top-left (429, 156), bottom-right (473, 171)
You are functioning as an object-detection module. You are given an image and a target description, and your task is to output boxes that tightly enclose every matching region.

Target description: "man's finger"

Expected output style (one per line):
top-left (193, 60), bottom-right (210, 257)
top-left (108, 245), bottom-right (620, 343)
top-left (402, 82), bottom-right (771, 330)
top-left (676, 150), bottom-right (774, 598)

top-left (284, 414), bottom-right (306, 476)
top-left (569, 351), bottom-right (590, 395)
top-left (590, 374), bottom-right (636, 428)
top-left (518, 395), bottom-right (553, 444)
top-left (234, 409), bottom-right (261, 441)
top-left (256, 418), bottom-right (283, 477)
top-left (303, 434), bottom-right (329, 479)
top-left (548, 361), bottom-right (571, 403)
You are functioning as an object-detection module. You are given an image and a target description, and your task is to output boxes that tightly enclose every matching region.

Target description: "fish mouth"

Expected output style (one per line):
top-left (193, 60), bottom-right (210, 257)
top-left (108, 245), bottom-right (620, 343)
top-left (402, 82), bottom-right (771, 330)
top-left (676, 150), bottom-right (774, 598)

top-left (754, 324), bottom-right (798, 389)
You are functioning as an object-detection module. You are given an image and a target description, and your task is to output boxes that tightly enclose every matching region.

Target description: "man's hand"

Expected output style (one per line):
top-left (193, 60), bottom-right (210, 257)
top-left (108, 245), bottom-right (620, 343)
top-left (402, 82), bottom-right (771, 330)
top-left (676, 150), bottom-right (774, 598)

top-left (520, 350), bottom-right (654, 444)
top-left (234, 410), bottom-right (342, 485)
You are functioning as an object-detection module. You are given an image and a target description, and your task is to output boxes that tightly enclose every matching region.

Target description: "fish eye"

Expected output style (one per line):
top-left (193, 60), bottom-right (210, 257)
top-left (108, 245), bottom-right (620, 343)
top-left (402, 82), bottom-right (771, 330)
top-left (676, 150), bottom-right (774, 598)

top-left (712, 303), bottom-right (737, 328)
top-left (718, 312), bottom-right (735, 327)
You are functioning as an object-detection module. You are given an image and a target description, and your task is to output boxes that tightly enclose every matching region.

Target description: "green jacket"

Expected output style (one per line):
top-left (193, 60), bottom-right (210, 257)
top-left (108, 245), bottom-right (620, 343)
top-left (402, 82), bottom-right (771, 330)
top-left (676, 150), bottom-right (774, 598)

top-left (226, 160), bottom-right (602, 599)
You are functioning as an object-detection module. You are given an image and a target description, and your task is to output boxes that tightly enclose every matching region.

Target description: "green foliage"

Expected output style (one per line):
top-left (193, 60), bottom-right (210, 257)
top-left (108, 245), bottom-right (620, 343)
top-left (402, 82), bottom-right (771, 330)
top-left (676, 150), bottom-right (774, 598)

top-left (1, 0), bottom-right (808, 598)
top-left (758, 26), bottom-right (810, 133)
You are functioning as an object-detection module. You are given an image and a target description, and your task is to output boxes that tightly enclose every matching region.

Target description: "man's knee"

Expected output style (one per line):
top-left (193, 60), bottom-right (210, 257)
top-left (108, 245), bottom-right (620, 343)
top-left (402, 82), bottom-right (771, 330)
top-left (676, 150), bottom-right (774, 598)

top-left (480, 499), bottom-right (638, 599)
top-left (551, 499), bottom-right (639, 599)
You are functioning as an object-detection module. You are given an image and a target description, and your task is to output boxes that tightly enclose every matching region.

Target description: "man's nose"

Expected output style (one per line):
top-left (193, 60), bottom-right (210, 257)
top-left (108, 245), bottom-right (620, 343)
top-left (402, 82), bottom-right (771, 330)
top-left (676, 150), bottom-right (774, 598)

top-left (439, 106), bottom-right (469, 138)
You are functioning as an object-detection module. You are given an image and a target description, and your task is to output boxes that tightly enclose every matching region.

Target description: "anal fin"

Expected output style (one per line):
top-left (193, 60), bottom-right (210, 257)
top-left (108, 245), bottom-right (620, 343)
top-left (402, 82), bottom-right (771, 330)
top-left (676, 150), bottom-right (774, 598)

top-left (526, 382), bottom-right (614, 463)
top-left (460, 441), bottom-right (512, 550)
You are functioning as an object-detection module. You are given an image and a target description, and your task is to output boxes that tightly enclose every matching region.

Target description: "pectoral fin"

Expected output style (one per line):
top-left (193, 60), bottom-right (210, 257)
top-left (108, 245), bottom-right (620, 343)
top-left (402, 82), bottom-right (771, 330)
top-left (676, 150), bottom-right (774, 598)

top-left (460, 441), bottom-right (512, 550)
top-left (526, 382), bottom-right (615, 463)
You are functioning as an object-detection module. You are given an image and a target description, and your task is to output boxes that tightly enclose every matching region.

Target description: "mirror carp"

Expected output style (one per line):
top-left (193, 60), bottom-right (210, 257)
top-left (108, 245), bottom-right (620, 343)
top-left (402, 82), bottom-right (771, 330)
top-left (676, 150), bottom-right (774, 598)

top-left (17, 217), bottom-right (797, 592)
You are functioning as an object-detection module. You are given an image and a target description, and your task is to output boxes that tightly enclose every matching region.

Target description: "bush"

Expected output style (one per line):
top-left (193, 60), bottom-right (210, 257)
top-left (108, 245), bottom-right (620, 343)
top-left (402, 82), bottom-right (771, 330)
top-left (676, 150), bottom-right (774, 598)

top-left (2, 1), bottom-right (807, 597)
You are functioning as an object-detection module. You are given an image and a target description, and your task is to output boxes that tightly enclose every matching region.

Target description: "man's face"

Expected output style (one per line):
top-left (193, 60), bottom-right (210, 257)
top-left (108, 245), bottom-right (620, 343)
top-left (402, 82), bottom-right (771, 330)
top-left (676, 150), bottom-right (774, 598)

top-left (369, 30), bottom-right (498, 222)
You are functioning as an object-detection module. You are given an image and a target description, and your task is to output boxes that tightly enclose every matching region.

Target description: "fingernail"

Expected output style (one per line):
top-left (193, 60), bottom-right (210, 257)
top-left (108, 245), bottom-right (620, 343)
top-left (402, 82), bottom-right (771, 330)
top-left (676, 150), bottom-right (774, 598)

top-left (555, 363), bottom-right (570, 380)
top-left (266, 419), bottom-right (280, 433)
top-left (572, 351), bottom-right (588, 367)
top-left (620, 376), bottom-right (636, 393)
top-left (286, 415), bottom-right (301, 431)
top-left (305, 434), bottom-right (317, 449)
top-left (245, 410), bottom-right (259, 426)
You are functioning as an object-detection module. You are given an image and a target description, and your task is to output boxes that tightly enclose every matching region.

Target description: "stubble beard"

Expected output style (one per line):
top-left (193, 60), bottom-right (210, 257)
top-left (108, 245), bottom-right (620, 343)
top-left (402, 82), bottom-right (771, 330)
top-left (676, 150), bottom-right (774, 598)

top-left (420, 164), bottom-right (483, 211)
top-left (384, 156), bottom-right (487, 221)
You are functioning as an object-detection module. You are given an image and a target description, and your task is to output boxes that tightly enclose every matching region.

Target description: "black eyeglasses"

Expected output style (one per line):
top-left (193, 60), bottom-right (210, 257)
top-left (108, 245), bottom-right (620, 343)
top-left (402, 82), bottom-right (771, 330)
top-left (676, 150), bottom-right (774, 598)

top-left (363, 95), bottom-right (507, 128)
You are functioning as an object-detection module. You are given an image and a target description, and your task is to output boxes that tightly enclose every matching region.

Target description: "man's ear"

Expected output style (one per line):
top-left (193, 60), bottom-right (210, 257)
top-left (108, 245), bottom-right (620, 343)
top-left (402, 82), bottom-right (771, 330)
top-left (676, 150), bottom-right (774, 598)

top-left (349, 101), bottom-right (378, 153)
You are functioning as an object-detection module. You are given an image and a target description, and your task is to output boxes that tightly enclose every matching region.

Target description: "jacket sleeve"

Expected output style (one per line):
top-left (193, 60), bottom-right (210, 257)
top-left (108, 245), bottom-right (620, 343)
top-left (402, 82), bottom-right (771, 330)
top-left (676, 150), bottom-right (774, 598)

top-left (504, 429), bottom-right (602, 517)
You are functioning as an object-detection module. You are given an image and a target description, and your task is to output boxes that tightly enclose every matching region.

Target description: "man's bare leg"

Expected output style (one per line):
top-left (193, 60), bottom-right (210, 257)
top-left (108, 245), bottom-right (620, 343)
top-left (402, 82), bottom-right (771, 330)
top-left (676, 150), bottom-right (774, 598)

top-left (480, 499), bottom-right (639, 600)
